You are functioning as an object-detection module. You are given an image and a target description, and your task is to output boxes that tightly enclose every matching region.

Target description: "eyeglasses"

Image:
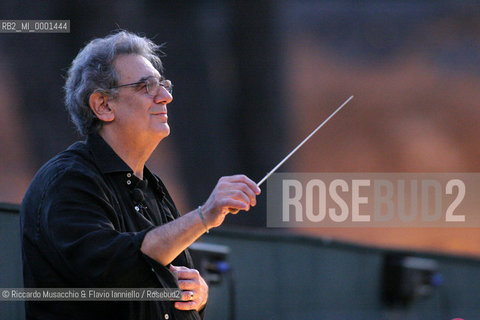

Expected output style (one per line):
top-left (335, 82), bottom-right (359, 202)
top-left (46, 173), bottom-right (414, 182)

top-left (111, 76), bottom-right (173, 96)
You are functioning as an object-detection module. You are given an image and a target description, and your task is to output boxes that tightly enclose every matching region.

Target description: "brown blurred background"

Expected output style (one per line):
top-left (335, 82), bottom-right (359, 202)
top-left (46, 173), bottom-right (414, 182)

top-left (1, 1), bottom-right (480, 257)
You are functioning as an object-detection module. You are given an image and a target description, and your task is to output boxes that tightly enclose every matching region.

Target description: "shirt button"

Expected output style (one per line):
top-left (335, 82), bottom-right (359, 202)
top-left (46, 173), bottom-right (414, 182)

top-left (151, 268), bottom-right (155, 272)
top-left (135, 206), bottom-right (140, 212)
top-left (164, 314), bottom-right (169, 319)
top-left (127, 180), bottom-right (131, 185)
top-left (127, 173), bottom-right (132, 178)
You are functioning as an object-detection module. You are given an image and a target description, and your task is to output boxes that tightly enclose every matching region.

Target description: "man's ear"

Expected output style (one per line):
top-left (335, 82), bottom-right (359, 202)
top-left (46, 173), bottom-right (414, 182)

top-left (89, 92), bottom-right (114, 122)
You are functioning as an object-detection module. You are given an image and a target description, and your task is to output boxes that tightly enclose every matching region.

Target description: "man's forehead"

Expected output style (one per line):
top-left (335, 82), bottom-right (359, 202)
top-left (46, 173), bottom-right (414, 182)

top-left (113, 54), bottom-right (160, 82)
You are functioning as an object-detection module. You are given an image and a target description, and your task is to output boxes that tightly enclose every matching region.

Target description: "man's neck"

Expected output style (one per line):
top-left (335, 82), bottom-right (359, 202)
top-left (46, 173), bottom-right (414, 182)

top-left (98, 129), bottom-right (160, 180)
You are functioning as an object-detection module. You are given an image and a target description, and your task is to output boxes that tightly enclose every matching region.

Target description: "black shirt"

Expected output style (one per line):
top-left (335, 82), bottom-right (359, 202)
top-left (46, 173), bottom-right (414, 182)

top-left (20, 133), bottom-right (203, 320)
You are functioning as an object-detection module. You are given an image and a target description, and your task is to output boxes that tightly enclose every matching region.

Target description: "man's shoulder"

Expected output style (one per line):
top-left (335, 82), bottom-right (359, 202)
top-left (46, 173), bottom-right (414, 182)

top-left (29, 141), bottom-right (101, 189)
top-left (21, 140), bottom-right (106, 215)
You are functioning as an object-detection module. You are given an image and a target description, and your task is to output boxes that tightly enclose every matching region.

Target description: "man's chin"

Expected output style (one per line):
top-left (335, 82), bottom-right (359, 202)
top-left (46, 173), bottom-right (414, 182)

top-left (155, 125), bottom-right (170, 139)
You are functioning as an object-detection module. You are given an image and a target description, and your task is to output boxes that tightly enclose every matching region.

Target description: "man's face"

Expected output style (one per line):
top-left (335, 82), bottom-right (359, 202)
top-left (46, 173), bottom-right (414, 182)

top-left (108, 54), bottom-right (173, 142)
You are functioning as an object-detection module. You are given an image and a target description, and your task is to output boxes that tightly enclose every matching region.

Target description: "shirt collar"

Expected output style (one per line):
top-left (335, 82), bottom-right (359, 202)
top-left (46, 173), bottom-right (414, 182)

top-left (86, 133), bottom-right (132, 174)
top-left (85, 133), bottom-right (163, 192)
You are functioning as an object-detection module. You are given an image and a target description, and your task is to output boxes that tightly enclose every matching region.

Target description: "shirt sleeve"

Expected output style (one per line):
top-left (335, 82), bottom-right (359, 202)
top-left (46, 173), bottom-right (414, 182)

top-left (37, 168), bottom-right (177, 288)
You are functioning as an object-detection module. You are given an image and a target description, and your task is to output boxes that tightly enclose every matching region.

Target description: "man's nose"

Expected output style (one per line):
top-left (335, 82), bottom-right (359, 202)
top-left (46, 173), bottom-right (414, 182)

top-left (154, 87), bottom-right (173, 104)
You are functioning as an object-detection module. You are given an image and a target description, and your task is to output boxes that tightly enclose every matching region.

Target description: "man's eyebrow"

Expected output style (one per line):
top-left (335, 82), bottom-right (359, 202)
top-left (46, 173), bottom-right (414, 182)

top-left (137, 75), bottom-right (163, 82)
top-left (136, 76), bottom-right (152, 83)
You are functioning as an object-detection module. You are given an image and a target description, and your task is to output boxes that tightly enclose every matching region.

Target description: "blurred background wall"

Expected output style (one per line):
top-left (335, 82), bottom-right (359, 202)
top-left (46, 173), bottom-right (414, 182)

top-left (1, 0), bottom-right (480, 256)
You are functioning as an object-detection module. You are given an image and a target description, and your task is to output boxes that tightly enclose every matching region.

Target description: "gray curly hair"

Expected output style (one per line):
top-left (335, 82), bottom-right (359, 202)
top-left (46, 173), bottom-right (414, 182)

top-left (64, 31), bottom-right (164, 136)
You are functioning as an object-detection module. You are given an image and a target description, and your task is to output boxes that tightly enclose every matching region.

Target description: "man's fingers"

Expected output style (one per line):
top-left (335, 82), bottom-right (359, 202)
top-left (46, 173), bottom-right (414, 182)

top-left (227, 175), bottom-right (261, 195)
top-left (173, 267), bottom-right (200, 280)
top-left (230, 182), bottom-right (257, 206)
top-left (175, 300), bottom-right (197, 310)
top-left (229, 189), bottom-right (252, 206)
top-left (220, 199), bottom-right (249, 212)
top-left (217, 180), bottom-right (258, 207)
top-left (168, 266), bottom-right (208, 311)
top-left (180, 290), bottom-right (195, 301)
top-left (203, 174), bottom-right (262, 227)
top-left (178, 279), bottom-right (196, 291)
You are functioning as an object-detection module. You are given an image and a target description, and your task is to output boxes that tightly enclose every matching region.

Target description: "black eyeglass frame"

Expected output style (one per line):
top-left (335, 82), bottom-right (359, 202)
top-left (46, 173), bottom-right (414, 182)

top-left (110, 76), bottom-right (173, 95)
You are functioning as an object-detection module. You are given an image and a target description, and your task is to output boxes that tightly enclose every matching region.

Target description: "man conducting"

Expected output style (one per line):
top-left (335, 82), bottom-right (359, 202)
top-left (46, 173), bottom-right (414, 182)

top-left (20, 30), bottom-right (260, 320)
